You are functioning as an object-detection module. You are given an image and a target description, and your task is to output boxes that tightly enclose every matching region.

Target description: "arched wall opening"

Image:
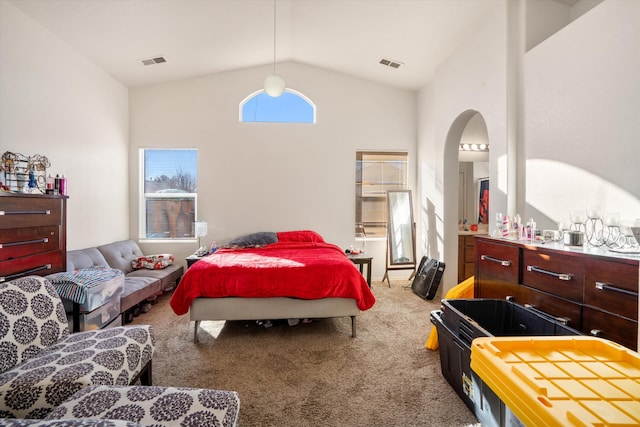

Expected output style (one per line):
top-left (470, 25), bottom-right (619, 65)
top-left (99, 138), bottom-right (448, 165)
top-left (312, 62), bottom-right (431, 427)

top-left (441, 109), bottom-right (490, 295)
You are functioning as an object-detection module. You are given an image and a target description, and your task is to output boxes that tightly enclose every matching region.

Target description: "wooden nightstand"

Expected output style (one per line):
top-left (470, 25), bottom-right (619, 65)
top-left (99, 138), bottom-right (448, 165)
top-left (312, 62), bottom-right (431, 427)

top-left (186, 253), bottom-right (206, 268)
top-left (347, 253), bottom-right (373, 288)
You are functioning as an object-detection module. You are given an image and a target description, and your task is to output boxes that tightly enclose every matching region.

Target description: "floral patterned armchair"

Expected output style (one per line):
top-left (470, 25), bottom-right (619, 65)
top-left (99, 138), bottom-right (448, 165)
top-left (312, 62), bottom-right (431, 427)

top-left (0, 276), bottom-right (155, 419)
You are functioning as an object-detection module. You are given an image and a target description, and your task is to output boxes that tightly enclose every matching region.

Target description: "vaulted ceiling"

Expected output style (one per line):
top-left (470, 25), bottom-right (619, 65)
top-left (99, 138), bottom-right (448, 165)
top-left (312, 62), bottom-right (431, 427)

top-left (9, 0), bottom-right (505, 90)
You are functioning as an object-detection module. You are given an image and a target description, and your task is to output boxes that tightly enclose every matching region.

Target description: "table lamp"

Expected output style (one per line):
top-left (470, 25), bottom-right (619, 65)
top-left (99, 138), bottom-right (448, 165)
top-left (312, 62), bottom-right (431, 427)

top-left (194, 221), bottom-right (208, 250)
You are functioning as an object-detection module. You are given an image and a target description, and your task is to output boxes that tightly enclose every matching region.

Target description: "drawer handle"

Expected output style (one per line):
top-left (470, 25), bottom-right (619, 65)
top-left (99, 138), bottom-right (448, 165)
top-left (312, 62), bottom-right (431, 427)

top-left (590, 329), bottom-right (602, 337)
top-left (595, 281), bottom-right (639, 298)
top-left (0, 238), bottom-right (49, 249)
top-left (523, 304), bottom-right (570, 325)
top-left (0, 264), bottom-right (52, 283)
top-left (527, 265), bottom-right (573, 281)
top-left (0, 210), bottom-right (51, 215)
top-left (480, 255), bottom-right (511, 267)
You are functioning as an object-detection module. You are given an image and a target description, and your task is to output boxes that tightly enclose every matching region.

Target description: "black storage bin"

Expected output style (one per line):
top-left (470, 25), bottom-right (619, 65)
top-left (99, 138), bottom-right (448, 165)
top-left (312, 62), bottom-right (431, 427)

top-left (430, 298), bottom-right (581, 424)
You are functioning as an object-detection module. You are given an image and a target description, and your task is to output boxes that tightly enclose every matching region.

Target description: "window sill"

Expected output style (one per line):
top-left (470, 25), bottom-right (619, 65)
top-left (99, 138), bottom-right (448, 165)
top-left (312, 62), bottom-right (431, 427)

top-left (138, 238), bottom-right (197, 244)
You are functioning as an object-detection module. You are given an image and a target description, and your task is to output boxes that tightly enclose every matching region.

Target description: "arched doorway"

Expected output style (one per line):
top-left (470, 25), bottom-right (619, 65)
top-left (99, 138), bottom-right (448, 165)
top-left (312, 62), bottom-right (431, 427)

top-left (441, 110), bottom-right (490, 295)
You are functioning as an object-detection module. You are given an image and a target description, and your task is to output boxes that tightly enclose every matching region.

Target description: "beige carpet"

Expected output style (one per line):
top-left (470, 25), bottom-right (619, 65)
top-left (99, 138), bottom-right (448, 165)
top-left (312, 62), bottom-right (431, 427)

top-left (132, 281), bottom-right (479, 427)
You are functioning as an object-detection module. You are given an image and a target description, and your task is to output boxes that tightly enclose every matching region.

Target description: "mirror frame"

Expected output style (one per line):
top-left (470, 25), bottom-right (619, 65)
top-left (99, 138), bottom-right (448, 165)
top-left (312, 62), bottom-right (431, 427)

top-left (387, 190), bottom-right (416, 266)
top-left (382, 190), bottom-right (417, 286)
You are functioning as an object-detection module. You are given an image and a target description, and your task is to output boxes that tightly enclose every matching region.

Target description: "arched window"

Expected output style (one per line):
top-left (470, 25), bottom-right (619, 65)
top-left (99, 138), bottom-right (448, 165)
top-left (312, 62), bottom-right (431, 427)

top-left (240, 89), bottom-right (316, 123)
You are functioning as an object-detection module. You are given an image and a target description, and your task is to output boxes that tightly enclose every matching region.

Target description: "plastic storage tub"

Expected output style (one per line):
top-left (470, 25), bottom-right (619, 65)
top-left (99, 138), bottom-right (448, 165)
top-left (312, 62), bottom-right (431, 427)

top-left (470, 336), bottom-right (640, 427)
top-left (430, 298), bottom-right (581, 415)
top-left (48, 267), bottom-right (124, 331)
top-left (68, 297), bottom-right (123, 331)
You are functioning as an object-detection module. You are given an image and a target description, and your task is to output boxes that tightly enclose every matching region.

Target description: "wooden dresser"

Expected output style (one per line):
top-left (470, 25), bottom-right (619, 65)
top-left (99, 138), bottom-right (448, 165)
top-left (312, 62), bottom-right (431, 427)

top-left (458, 232), bottom-right (487, 282)
top-left (0, 193), bottom-right (68, 282)
top-left (474, 235), bottom-right (640, 351)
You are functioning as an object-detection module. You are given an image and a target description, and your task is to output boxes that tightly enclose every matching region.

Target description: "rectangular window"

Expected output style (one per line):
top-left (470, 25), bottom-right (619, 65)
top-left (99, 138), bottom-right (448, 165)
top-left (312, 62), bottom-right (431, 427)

top-left (140, 149), bottom-right (198, 240)
top-left (355, 151), bottom-right (408, 238)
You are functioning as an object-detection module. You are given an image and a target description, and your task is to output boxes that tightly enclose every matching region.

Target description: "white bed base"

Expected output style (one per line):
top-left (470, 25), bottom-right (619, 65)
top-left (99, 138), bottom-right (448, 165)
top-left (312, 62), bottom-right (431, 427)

top-left (190, 297), bottom-right (360, 342)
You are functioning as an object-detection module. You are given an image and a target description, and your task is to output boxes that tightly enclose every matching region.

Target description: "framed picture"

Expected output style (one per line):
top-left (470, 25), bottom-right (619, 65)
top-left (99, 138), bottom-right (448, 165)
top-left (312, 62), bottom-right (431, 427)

top-left (478, 178), bottom-right (489, 224)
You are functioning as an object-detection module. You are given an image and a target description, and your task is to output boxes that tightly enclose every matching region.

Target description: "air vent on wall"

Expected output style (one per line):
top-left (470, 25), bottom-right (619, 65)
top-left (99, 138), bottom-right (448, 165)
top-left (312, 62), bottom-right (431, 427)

top-left (379, 58), bottom-right (403, 69)
top-left (140, 56), bottom-right (167, 66)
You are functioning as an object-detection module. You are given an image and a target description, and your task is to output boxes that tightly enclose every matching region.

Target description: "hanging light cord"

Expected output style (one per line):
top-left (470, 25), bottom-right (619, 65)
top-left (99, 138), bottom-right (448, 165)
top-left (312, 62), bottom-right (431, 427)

top-left (272, 0), bottom-right (277, 74)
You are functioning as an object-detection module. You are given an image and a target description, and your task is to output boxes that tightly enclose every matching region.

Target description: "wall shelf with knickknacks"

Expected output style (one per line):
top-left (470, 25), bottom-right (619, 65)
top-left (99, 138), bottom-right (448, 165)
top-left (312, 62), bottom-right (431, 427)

top-left (1, 151), bottom-right (50, 194)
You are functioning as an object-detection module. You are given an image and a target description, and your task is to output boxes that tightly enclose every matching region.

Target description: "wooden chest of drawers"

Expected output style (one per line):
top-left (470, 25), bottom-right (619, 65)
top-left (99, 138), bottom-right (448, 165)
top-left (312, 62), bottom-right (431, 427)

top-left (458, 234), bottom-right (486, 282)
top-left (0, 193), bottom-right (67, 282)
top-left (475, 236), bottom-right (639, 351)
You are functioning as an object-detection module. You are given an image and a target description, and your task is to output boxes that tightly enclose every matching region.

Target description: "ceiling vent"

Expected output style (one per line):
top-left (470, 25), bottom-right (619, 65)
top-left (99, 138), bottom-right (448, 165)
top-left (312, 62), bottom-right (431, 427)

top-left (379, 58), bottom-right (403, 69)
top-left (140, 56), bottom-right (167, 66)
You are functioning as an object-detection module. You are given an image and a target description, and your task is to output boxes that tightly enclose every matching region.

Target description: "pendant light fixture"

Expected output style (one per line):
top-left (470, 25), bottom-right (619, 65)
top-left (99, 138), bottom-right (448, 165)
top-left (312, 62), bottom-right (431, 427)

top-left (264, 0), bottom-right (285, 97)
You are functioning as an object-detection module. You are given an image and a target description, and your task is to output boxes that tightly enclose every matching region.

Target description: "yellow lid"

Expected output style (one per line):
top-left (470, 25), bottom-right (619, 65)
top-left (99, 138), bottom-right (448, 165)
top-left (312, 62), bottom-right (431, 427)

top-left (470, 336), bottom-right (640, 427)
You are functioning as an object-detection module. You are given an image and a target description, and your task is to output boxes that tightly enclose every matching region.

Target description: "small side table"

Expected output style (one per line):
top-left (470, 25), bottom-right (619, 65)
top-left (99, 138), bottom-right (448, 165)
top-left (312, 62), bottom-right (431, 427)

top-left (348, 253), bottom-right (373, 288)
top-left (186, 253), bottom-right (206, 268)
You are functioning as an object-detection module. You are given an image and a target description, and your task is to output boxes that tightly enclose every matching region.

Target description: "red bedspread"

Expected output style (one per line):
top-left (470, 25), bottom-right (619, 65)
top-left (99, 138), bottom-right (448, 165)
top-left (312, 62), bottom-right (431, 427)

top-left (170, 241), bottom-right (376, 315)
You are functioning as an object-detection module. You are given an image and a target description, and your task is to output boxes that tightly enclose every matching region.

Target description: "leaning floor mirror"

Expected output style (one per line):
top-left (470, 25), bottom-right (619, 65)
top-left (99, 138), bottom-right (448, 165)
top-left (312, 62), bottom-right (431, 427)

top-left (382, 190), bottom-right (417, 286)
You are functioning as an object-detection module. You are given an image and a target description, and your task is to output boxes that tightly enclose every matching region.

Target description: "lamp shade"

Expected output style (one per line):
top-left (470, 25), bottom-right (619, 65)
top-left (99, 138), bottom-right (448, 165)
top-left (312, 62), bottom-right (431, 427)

top-left (264, 74), bottom-right (285, 97)
top-left (194, 221), bottom-right (208, 238)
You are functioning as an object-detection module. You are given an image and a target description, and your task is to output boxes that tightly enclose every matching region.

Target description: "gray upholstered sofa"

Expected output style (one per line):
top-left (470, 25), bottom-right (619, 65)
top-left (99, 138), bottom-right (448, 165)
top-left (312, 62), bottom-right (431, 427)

top-left (66, 240), bottom-right (183, 319)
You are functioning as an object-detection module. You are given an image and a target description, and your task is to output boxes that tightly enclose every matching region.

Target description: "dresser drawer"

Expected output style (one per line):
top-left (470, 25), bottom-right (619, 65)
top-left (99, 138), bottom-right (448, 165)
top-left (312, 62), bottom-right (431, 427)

top-left (461, 234), bottom-right (475, 247)
top-left (517, 285), bottom-right (582, 331)
top-left (0, 197), bottom-right (62, 228)
top-left (0, 251), bottom-right (64, 282)
top-left (582, 306), bottom-right (638, 351)
top-left (462, 263), bottom-right (474, 280)
top-left (583, 259), bottom-right (638, 321)
top-left (475, 239), bottom-right (520, 282)
top-left (0, 226), bottom-right (60, 261)
top-left (458, 235), bottom-right (478, 282)
top-left (463, 245), bottom-right (475, 262)
top-left (475, 239), bottom-right (521, 298)
top-left (522, 249), bottom-right (584, 303)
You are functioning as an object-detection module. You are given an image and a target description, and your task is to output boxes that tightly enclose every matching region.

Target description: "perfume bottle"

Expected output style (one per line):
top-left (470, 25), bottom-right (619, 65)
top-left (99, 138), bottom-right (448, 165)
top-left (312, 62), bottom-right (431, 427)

top-left (59, 175), bottom-right (67, 196)
top-left (492, 212), bottom-right (503, 238)
top-left (502, 215), bottom-right (510, 238)
top-left (28, 171), bottom-right (37, 189)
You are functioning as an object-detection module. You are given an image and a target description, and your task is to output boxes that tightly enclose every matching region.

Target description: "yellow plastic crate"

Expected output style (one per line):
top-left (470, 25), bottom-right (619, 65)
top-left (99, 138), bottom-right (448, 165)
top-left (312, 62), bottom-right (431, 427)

top-left (470, 336), bottom-right (640, 427)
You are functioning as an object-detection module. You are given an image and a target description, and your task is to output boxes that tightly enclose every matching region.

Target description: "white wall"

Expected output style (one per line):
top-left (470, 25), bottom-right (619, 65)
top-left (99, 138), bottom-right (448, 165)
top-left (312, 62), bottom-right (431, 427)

top-left (524, 0), bottom-right (640, 230)
top-left (0, 1), bottom-right (130, 250)
top-left (526, 0), bottom-right (604, 51)
top-left (129, 61), bottom-right (417, 279)
top-left (526, 0), bottom-right (572, 50)
top-left (418, 0), bottom-right (640, 296)
top-left (417, 5), bottom-right (507, 294)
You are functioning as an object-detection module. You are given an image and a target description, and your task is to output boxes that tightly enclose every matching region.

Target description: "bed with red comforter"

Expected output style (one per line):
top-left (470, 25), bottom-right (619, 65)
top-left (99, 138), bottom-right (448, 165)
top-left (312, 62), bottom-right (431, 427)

top-left (170, 230), bottom-right (376, 341)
